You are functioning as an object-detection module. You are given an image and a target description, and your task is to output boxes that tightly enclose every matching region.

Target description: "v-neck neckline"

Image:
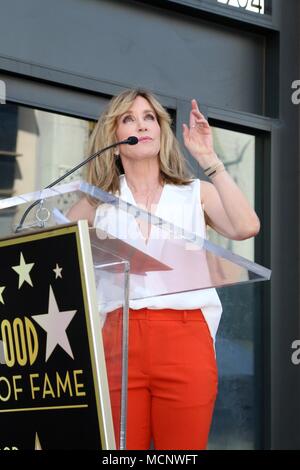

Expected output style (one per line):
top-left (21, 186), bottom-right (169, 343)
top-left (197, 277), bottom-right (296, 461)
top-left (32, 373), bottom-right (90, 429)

top-left (122, 175), bottom-right (166, 244)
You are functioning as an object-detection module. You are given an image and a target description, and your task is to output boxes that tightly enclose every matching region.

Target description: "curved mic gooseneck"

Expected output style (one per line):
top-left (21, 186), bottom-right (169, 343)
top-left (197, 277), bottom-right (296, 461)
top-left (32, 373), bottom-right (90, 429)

top-left (15, 136), bottom-right (138, 233)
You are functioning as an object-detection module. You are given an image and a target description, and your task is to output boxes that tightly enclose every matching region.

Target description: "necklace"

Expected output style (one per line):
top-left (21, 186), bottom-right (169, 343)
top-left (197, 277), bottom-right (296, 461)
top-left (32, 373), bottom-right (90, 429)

top-left (126, 181), bottom-right (163, 242)
top-left (127, 182), bottom-right (163, 213)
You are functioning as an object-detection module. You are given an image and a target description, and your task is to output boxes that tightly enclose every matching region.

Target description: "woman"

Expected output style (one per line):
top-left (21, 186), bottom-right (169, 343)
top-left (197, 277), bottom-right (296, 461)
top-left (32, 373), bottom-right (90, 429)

top-left (68, 88), bottom-right (260, 450)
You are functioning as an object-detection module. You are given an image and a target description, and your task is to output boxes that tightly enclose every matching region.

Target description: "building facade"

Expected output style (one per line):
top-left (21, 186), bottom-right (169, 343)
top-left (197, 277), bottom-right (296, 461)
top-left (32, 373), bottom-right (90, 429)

top-left (0, 0), bottom-right (299, 449)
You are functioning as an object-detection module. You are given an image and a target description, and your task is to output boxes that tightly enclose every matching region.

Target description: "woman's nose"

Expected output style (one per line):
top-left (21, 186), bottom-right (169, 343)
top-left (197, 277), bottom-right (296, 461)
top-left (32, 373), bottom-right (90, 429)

top-left (136, 118), bottom-right (148, 131)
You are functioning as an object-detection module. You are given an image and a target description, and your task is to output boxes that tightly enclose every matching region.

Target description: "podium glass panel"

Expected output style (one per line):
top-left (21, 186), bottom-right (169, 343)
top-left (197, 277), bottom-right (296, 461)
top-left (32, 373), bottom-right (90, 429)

top-left (0, 179), bottom-right (271, 291)
top-left (84, 181), bottom-right (271, 294)
top-left (0, 180), bottom-right (271, 450)
top-left (90, 237), bottom-right (129, 450)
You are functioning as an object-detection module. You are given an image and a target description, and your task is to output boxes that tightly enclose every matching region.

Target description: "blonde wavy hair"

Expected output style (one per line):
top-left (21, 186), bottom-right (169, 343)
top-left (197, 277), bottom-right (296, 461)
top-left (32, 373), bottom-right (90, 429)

top-left (86, 88), bottom-right (193, 196)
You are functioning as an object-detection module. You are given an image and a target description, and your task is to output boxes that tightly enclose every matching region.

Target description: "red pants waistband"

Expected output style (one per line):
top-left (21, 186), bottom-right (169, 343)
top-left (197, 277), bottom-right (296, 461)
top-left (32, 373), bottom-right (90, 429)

top-left (107, 307), bottom-right (205, 322)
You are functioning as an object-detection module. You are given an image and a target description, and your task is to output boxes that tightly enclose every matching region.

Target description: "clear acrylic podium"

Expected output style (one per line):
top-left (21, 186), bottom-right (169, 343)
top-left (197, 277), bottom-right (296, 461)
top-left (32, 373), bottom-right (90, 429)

top-left (0, 180), bottom-right (271, 450)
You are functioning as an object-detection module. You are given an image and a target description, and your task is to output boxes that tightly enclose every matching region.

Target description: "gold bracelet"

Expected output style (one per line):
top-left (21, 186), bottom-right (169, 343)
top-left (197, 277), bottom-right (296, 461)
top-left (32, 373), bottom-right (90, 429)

top-left (204, 161), bottom-right (225, 179)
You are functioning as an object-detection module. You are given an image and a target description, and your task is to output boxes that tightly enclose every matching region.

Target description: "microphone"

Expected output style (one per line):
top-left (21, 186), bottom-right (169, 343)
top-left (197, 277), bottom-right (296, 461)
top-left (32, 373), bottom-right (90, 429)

top-left (15, 136), bottom-right (138, 233)
top-left (125, 136), bottom-right (138, 145)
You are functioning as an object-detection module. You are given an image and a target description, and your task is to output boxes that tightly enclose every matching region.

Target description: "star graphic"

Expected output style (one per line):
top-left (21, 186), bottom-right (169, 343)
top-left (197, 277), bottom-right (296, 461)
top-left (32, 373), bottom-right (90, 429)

top-left (53, 263), bottom-right (63, 279)
top-left (12, 252), bottom-right (34, 289)
top-left (0, 286), bottom-right (5, 305)
top-left (35, 432), bottom-right (42, 450)
top-left (32, 286), bottom-right (77, 362)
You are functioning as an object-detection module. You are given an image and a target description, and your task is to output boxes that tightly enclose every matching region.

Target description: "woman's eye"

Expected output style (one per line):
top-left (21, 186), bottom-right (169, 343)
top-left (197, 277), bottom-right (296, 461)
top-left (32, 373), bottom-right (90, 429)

top-left (145, 113), bottom-right (155, 120)
top-left (123, 115), bottom-right (134, 123)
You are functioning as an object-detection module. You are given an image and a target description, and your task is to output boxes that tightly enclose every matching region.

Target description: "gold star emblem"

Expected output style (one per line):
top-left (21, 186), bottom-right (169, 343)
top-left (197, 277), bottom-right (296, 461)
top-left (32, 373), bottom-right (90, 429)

top-left (12, 252), bottom-right (35, 289)
top-left (53, 264), bottom-right (63, 279)
top-left (0, 286), bottom-right (5, 305)
top-left (32, 286), bottom-right (76, 362)
top-left (35, 432), bottom-right (42, 450)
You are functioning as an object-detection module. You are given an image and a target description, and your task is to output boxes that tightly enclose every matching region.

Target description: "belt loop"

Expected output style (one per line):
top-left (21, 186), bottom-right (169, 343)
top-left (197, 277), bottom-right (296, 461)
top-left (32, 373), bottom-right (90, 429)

top-left (183, 310), bottom-right (187, 323)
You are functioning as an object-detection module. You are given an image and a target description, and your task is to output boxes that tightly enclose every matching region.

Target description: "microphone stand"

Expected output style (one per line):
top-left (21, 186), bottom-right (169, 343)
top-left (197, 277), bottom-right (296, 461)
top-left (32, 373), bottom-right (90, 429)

top-left (15, 136), bottom-right (138, 233)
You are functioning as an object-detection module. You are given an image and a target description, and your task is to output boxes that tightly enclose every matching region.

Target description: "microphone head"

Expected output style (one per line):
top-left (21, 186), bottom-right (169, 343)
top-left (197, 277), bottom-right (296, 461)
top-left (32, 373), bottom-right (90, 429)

top-left (126, 136), bottom-right (138, 145)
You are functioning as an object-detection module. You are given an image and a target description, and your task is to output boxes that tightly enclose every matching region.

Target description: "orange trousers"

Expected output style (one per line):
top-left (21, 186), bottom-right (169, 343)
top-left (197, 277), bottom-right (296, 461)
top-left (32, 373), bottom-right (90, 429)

top-left (102, 307), bottom-right (218, 450)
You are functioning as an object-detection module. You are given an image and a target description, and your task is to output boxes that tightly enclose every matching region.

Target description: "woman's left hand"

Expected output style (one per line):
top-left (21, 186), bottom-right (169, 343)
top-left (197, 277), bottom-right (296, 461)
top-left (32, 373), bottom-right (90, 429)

top-left (182, 99), bottom-right (219, 169)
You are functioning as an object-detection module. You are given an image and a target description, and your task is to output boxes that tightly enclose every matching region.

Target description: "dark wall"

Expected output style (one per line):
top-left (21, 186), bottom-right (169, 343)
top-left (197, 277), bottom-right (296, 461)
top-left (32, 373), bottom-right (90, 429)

top-left (0, 0), bottom-right (265, 114)
top-left (270, 0), bottom-right (300, 449)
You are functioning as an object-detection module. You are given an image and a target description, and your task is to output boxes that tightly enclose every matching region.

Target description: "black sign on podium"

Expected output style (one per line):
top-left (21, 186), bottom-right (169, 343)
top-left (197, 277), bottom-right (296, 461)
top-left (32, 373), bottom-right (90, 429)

top-left (0, 223), bottom-right (115, 450)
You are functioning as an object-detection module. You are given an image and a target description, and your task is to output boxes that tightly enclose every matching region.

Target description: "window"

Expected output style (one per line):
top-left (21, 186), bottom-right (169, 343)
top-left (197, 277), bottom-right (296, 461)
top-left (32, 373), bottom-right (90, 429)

top-left (0, 103), bottom-right (95, 237)
top-left (208, 127), bottom-right (262, 449)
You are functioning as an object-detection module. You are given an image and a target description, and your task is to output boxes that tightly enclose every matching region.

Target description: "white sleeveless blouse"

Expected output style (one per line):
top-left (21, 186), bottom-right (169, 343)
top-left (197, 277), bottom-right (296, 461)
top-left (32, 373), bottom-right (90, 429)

top-left (94, 175), bottom-right (222, 340)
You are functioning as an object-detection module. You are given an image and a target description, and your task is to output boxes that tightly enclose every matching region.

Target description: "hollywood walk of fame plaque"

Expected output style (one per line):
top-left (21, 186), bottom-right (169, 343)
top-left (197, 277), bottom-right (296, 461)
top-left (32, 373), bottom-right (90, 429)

top-left (0, 221), bottom-right (115, 450)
